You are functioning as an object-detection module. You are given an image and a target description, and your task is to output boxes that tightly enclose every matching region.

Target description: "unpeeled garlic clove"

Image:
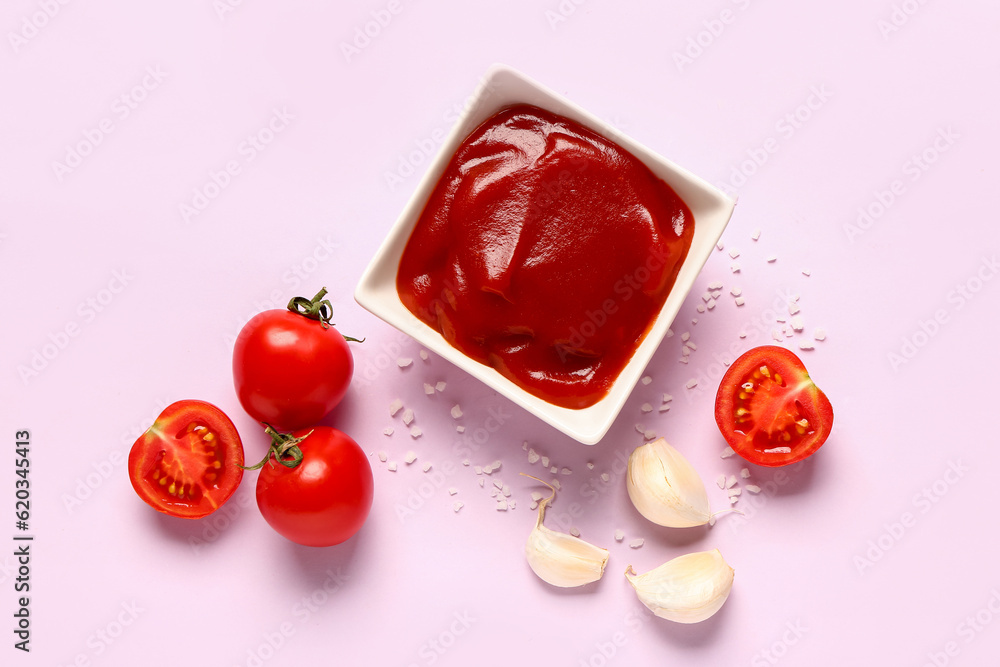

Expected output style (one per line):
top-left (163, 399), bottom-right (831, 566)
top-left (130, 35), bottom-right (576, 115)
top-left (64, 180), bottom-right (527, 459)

top-left (524, 477), bottom-right (609, 588)
top-left (626, 437), bottom-right (711, 527)
top-left (625, 549), bottom-right (734, 623)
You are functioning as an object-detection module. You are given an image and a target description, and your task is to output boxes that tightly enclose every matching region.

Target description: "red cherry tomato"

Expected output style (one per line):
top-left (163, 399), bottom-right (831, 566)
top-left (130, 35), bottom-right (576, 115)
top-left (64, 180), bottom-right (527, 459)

top-left (128, 400), bottom-right (245, 519)
top-left (714, 346), bottom-right (834, 467)
top-left (254, 426), bottom-right (374, 547)
top-left (233, 289), bottom-right (357, 431)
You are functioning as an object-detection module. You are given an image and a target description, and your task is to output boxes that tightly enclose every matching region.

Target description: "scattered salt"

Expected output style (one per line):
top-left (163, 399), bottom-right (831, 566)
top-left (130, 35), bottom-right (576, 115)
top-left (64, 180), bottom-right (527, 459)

top-left (453, 501), bottom-right (464, 512)
top-left (629, 539), bottom-right (645, 549)
top-left (745, 484), bottom-right (761, 494)
top-left (641, 403), bottom-right (653, 413)
top-left (383, 427), bottom-right (394, 436)
top-left (721, 446), bottom-right (736, 459)
top-left (378, 452), bottom-right (387, 462)
top-left (402, 408), bottom-right (414, 426)
top-left (404, 451), bottom-right (417, 464)
top-left (389, 399), bottom-right (403, 417)
top-left (397, 358), bottom-right (413, 368)
top-left (387, 462), bottom-right (397, 472)
top-left (614, 530), bottom-right (625, 542)
top-left (435, 381), bottom-right (447, 392)
top-left (450, 405), bottom-right (463, 419)
top-left (410, 426), bottom-right (422, 438)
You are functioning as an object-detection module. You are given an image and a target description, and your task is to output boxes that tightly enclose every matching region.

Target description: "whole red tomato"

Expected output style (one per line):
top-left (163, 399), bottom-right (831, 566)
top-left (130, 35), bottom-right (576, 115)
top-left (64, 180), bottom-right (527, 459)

top-left (253, 426), bottom-right (374, 547)
top-left (233, 288), bottom-right (360, 431)
top-left (128, 399), bottom-right (245, 519)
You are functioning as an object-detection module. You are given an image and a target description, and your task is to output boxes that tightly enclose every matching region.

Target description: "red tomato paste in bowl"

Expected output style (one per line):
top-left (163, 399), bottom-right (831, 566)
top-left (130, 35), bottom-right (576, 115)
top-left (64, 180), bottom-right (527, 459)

top-left (396, 104), bottom-right (694, 409)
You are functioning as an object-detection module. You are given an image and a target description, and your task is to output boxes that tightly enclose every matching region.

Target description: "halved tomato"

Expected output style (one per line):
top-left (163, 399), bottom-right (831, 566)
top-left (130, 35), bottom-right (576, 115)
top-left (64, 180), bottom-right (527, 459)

top-left (128, 400), bottom-right (245, 518)
top-left (714, 346), bottom-right (833, 467)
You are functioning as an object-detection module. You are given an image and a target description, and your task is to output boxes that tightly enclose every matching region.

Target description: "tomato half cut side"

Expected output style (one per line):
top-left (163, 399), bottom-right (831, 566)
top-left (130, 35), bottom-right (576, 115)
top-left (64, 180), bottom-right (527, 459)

top-left (128, 400), bottom-right (245, 519)
top-left (714, 346), bottom-right (834, 467)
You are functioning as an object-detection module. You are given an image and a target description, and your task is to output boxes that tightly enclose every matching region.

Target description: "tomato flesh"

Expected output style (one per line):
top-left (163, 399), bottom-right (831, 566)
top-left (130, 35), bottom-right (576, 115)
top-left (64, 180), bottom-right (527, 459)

top-left (715, 346), bottom-right (833, 467)
top-left (128, 400), bottom-right (245, 518)
top-left (255, 426), bottom-right (373, 547)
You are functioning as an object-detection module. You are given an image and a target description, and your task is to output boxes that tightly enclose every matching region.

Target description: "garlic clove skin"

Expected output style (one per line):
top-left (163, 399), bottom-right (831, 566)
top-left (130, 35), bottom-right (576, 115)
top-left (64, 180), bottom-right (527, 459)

top-left (626, 438), bottom-right (711, 527)
top-left (625, 549), bottom-right (734, 623)
top-left (524, 485), bottom-right (609, 588)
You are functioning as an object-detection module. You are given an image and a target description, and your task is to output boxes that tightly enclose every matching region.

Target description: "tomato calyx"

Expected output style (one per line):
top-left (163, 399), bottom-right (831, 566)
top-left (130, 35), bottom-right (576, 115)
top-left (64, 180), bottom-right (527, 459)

top-left (287, 287), bottom-right (364, 342)
top-left (242, 425), bottom-right (312, 471)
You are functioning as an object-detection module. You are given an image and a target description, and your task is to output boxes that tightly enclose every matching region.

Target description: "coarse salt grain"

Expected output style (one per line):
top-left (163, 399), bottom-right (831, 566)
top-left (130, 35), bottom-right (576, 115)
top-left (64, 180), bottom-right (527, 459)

top-left (527, 449), bottom-right (540, 464)
top-left (453, 501), bottom-right (464, 512)
top-left (728, 487), bottom-right (742, 497)
top-left (378, 452), bottom-right (387, 462)
top-left (550, 479), bottom-right (562, 490)
top-left (541, 456), bottom-right (550, 468)
top-left (383, 427), bottom-right (394, 436)
top-left (686, 341), bottom-right (698, 351)
top-left (629, 539), bottom-right (645, 549)
top-left (410, 426), bottom-right (422, 438)
top-left (731, 262), bottom-right (741, 273)
top-left (717, 241), bottom-right (725, 251)
top-left (614, 530), bottom-right (625, 542)
top-left (456, 425), bottom-right (465, 433)
top-left (419, 349), bottom-right (429, 360)
top-left (600, 472), bottom-right (611, 483)
top-left (550, 466), bottom-right (558, 474)
top-left (435, 381), bottom-right (447, 392)
top-left (745, 484), bottom-right (761, 494)
top-left (721, 446), bottom-right (736, 459)
top-left (387, 462), bottom-right (397, 472)
top-left (752, 229), bottom-right (761, 241)
top-left (659, 404), bottom-right (671, 413)
top-left (641, 403), bottom-right (653, 413)
top-left (789, 303), bottom-right (801, 316)
top-left (696, 304), bottom-right (705, 313)
top-left (730, 286), bottom-right (742, 297)
top-left (422, 462), bottom-right (432, 472)
top-left (729, 249), bottom-right (740, 259)
top-left (767, 255), bottom-right (777, 263)
top-left (389, 399), bottom-right (403, 417)
top-left (424, 383), bottom-right (435, 395)
top-left (740, 467), bottom-right (750, 478)
top-left (716, 474), bottom-right (726, 489)
top-left (397, 358), bottom-right (413, 368)
top-left (450, 405), bottom-right (463, 419)
top-left (791, 316), bottom-right (804, 331)
top-left (570, 527), bottom-right (581, 538)
top-left (799, 342), bottom-right (815, 351)
top-left (734, 296), bottom-right (746, 307)
top-left (686, 379), bottom-right (698, 389)
top-left (402, 408), bottom-right (414, 426)
top-left (663, 394), bottom-right (673, 403)
top-left (404, 451), bottom-right (417, 464)
top-left (814, 328), bottom-right (827, 341)
top-left (726, 475), bottom-right (738, 489)
top-left (708, 281), bottom-right (723, 290)
top-left (644, 430), bottom-right (657, 440)
top-left (802, 269), bottom-right (812, 277)
top-left (561, 467), bottom-right (572, 475)
top-left (641, 376), bottom-right (652, 385)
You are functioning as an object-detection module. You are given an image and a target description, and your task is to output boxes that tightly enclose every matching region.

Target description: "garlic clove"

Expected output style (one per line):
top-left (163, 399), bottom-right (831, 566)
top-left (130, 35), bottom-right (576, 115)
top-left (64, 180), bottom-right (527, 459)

top-left (523, 476), bottom-right (609, 588)
top-left (625, 549), bottom-right (734, 623)
top-left (626, 437), bottom-right (711, 527)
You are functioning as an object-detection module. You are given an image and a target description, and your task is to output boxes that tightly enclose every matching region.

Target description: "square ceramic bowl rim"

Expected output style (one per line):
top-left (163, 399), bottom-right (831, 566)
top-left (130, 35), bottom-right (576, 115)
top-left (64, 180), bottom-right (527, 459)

top-left (355, 64), bottom-right (734, 445)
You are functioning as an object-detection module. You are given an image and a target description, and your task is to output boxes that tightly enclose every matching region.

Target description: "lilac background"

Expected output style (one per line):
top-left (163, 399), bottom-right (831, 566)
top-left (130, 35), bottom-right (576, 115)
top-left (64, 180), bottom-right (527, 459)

top-left (2, 1), bottom-right (998, 665)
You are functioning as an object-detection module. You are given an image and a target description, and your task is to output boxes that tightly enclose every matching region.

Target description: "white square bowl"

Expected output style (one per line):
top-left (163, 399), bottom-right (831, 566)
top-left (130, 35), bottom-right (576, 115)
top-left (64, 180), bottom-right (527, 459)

top-left (355, 64), bottom-right (734, 445)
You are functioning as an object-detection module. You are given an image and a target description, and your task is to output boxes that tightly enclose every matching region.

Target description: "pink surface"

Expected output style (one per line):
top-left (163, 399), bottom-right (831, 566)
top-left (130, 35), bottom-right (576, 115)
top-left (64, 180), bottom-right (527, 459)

top-left (2, 2), bottom-right (998, 665)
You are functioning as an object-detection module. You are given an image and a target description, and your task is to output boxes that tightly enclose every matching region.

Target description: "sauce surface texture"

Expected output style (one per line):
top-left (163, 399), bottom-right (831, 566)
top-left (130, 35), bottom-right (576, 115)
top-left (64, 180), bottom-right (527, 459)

top-left (396, 105), bottom-right (694, 409)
